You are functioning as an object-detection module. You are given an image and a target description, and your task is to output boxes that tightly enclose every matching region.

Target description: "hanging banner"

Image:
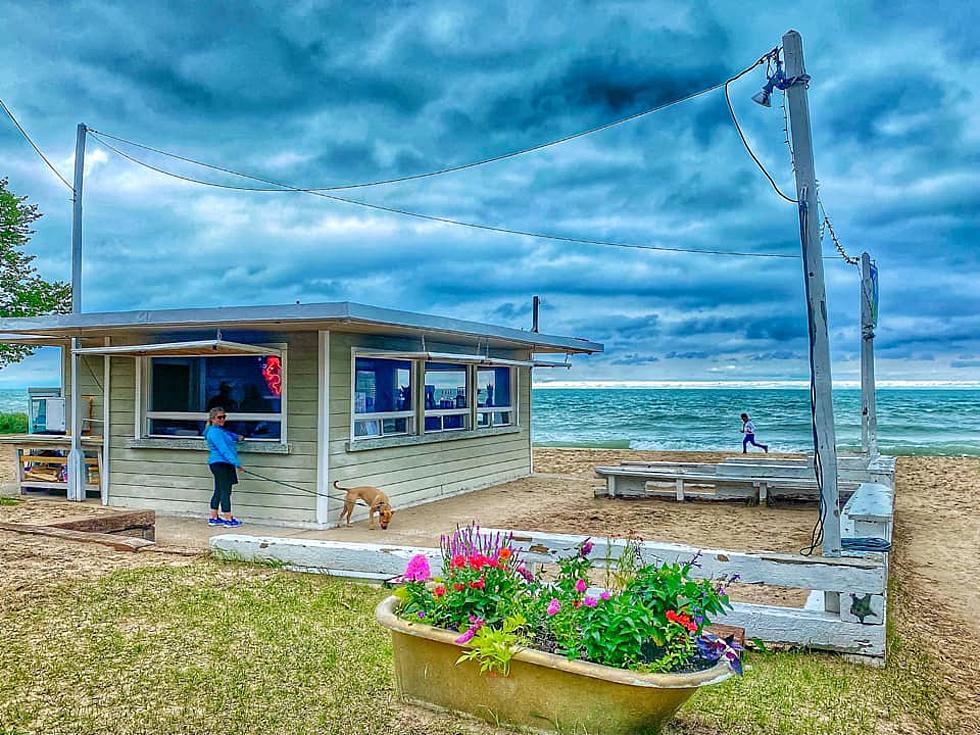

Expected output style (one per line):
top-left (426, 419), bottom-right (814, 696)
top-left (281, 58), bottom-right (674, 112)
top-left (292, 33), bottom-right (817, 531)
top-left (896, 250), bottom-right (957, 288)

top-left (870, 263), bottom-right (879, 329)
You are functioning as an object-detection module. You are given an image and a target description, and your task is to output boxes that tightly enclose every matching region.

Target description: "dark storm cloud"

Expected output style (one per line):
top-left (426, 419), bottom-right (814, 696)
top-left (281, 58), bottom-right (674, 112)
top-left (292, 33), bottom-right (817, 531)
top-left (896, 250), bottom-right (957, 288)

top-left (1, 0), bottom-right (978, 385)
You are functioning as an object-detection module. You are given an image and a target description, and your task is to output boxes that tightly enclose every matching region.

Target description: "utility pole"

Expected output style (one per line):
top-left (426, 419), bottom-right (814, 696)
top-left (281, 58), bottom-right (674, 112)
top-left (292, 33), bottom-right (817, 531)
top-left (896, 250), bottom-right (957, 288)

top-left (67, 123), bottom-right (86, 502)
top-left (782, 30), bottom-right (842, 561)
top-left (860, 252), bottom-right (879, 458)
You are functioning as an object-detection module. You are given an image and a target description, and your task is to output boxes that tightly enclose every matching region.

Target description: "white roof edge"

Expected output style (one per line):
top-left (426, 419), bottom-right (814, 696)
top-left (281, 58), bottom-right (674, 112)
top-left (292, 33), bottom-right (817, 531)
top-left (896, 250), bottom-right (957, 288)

top-left (0, 301), bottom-right (602, 354)
top-left (72, 339), bottom-right (281, 357)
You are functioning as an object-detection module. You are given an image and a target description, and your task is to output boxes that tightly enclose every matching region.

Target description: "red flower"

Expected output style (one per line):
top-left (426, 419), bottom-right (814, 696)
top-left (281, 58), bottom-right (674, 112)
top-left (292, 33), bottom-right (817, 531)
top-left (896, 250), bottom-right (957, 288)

top-left (469, 578), bottom-right (486, 590)
top-left (451, 555), bottom-right (466, 569)
top-left (572, 600), bottom-right (581, 609)
top-left (433, 585), bottom-right (446, 597)
top-left (666, 610), bottom-right (697, 633)
top-left (452, 583), bottom-right (465, 592)
top-left (468, 554), bottom-right (486, 571)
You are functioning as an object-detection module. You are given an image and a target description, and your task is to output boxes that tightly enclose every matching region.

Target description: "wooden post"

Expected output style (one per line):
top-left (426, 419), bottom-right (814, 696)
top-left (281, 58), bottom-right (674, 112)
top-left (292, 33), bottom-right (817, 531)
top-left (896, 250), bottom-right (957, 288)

top-left (100, 337), bottom-right (110, 505)
top-left (67, 123), bottom-right (87, 502)
top-left (860, 252), bottom-right (879, 458)
top-left (783, 30), bottom-right (842, 560)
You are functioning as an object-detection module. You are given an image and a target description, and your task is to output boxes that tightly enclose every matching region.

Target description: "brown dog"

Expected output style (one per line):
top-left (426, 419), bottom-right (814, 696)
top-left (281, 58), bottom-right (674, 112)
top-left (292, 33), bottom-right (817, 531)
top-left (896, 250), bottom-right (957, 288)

top-left (334, 480), bottom-right (394, 530)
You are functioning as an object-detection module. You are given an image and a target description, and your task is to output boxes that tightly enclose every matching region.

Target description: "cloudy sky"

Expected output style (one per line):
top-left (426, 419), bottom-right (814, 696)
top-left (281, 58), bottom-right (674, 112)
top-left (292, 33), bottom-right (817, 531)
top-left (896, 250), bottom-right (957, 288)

top-left (1, 1), bottom-right (978, 387)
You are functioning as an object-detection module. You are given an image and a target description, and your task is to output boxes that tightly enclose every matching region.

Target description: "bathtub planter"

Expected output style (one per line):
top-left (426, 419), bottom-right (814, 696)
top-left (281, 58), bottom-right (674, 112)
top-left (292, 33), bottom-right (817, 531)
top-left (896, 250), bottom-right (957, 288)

top-left (376, 595), bottom-right (733, 735)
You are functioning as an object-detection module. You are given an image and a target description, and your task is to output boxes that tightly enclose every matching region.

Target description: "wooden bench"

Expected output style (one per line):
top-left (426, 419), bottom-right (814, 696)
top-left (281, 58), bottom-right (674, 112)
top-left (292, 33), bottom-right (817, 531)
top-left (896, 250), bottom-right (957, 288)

top-left (842, 482), bottom-right (894, 544)
top-left (16, 448), bottom-right (103, 492)
top-left (595, 465), bottom-right (859, 504)
top-left (619, 457), bottom-right (895, 489)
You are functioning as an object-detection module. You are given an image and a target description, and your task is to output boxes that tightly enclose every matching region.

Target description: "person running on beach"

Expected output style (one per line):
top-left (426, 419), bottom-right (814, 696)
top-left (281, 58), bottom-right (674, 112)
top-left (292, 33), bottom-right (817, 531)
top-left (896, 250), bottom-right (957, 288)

top-left (740, 413), bottom-right (769, 454)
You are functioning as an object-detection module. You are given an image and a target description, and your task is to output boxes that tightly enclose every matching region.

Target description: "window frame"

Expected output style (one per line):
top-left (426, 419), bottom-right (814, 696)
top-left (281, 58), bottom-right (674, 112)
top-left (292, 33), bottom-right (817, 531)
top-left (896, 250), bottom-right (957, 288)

top-left (422, 360), bottom-right (472, 434)
top-left (137, 344), bottom-right (288, 444)
top-left (350, 352), bottom-right (416, 440)
top-left (348, 348), bottom-right (521, 445)
top-left (476, 365), bottom-right (517, 429)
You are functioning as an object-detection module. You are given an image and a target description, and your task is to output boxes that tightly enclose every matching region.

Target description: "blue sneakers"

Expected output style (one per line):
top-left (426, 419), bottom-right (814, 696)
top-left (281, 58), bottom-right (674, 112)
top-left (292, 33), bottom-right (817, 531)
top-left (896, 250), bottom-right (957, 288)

top-left (222, 518), bottom-right (244, 528)
top-left (207, 517), bottom-right (223, 526)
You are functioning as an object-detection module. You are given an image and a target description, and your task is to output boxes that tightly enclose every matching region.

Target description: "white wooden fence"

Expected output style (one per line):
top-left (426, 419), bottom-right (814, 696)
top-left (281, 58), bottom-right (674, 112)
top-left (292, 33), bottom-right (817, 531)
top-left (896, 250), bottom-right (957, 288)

top-left (211, 479), bottom-right (893, 662)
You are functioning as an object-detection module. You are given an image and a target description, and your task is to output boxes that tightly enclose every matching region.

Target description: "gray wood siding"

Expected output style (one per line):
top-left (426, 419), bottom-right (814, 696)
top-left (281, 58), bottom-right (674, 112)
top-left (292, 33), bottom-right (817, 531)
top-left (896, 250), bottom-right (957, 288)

top-left (105, 332), bottom-right (319, 525)
top-left (327, 331), bottom-right (532, 525)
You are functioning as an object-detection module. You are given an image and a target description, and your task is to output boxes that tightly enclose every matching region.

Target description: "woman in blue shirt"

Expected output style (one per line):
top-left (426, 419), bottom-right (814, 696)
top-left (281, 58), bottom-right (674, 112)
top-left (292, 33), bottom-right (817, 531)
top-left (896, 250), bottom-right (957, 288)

top-left (204, 406), bottom-right (245, 527)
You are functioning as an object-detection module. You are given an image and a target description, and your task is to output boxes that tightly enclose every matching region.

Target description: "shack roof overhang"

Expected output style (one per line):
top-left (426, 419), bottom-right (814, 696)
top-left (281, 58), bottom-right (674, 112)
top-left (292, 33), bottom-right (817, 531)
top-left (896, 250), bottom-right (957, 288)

top-left (0, 301), bottom-right (602, 355)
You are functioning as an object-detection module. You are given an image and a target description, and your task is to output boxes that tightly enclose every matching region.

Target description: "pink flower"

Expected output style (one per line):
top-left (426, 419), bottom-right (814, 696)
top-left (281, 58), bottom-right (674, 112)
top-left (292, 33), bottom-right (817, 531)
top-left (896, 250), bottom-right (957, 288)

top-left (583, 596), bottom-right (598, 608)
top-left (455, 628), bottom-right (476, 645)
top-left (404, 554), bottom-right (431, 582)
top-left (599, 590), bottom-right (612, 601)
top-left (580, 539), bottom-right (594, 557)
top-left (575, 579), bottom-right (588, 594)
top-left (546, 598), bottom-right (561, 616)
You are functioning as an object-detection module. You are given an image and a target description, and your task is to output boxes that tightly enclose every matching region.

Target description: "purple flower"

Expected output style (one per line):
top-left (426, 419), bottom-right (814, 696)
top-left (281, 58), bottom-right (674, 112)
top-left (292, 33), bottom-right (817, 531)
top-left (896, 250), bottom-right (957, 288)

top-left (455, 628), bottom-right (476, 645)
top-left (583, 596), bottom-right (598, 608)
top-left (516, 564), bottom-right (534, 582)
top-left (417, 611), bottom-right (426, 619)
top-left (575, 579), bottom-right (588, 594)
top-left (580, 539), bottom-right (594, 557)
top-left (546, 598), bottom-right (561, 616)
top-left (404, 554), bottom-right (431, 582)
top-left (599, 590), bottom-right (612, 601)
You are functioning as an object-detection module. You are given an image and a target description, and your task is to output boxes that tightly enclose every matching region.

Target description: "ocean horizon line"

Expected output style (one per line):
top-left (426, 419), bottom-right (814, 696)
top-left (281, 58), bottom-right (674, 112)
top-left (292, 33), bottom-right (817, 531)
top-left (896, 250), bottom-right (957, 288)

top-left (531, 380), bottom-right (980, 390)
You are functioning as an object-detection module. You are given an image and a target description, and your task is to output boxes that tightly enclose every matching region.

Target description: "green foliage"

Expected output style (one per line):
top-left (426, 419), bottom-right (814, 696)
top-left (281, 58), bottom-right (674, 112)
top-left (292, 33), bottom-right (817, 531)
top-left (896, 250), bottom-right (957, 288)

top-left (0, 412), bottom-right (28, 434)
top-left (397, 527), bottom-right (738, 678)
top-left (0, 178), bottom-right (71, 368)
top-left (456, 614), bottom-right (528, 675)
top-left (578, 593), bottom-right (660, 668)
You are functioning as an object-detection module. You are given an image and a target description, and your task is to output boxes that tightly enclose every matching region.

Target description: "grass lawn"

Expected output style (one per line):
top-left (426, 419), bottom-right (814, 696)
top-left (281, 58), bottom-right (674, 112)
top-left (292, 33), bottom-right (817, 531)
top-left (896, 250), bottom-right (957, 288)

top-left (0, 560), bottom-right (948, 735)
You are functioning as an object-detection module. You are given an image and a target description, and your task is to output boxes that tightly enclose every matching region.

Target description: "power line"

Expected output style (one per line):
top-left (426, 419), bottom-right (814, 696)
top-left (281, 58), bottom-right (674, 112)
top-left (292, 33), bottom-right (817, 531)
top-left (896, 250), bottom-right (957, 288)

top-left (87, 63), bottom-right (762, 194)
top-left (89, 132), bottom-right (805, 260)
top-left (723, 52), bottom-right (798, 204)
top-left (0, 97), bottom-right (74, 191)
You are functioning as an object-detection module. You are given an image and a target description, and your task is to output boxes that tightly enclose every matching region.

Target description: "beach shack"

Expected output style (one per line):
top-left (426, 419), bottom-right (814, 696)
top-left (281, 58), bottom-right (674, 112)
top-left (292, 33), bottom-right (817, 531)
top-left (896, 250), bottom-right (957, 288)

top-left (0, 302), bottom-right (601, 526)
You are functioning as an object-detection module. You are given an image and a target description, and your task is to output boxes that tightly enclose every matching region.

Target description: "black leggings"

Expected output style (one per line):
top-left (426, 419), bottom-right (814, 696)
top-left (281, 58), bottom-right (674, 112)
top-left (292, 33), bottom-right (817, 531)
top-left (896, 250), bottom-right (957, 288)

top-left (209, 462), bottom-right (238, 513)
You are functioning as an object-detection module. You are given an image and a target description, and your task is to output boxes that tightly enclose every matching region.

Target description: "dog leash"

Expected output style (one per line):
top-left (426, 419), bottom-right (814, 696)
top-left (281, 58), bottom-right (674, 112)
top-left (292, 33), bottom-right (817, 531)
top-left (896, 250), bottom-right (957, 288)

top-left (239, 468), bottom-right (350, 501)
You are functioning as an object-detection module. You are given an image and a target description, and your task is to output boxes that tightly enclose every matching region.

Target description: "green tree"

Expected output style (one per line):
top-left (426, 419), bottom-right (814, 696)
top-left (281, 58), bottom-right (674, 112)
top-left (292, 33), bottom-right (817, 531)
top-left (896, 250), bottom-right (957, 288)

top-left (0, 177), bottom-right (71, 367)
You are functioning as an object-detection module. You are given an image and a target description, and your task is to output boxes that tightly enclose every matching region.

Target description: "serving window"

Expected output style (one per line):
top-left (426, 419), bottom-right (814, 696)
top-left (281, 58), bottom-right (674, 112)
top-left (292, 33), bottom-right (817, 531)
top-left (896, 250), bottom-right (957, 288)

top-left (352, 357), bottom-right (414, 438)
top-left (477, 366), bottom-right (514, 428)
top-left (424, 362), bottom-right (470, 433)
top-left (143, 353), bottom-right (285, 441)
top-left (349, 350), bottom-right (519, 444)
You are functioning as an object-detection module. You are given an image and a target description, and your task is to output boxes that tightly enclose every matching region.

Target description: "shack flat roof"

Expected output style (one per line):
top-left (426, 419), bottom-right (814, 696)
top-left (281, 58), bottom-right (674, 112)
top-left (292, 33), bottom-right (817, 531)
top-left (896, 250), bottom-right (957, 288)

top-left (0, 301), bottom-right (602, 354)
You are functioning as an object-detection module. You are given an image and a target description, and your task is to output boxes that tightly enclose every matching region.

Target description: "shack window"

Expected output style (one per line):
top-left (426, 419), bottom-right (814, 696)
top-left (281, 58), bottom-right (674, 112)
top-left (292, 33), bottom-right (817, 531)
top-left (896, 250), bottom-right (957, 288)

top-left (353, 357), bottom-right (413, 438)
top-left (476, 367), bottom-right (514, 428)
top-left (424, 362), bottom-right (470, 433)
top-left (145, 354), bottom-right (284, 441)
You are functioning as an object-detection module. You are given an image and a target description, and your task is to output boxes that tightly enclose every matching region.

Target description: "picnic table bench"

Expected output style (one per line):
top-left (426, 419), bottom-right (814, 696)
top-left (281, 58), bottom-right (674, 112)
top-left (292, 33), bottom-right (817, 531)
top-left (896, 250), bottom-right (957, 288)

top-left (594, 464), bottom-right (859, 504)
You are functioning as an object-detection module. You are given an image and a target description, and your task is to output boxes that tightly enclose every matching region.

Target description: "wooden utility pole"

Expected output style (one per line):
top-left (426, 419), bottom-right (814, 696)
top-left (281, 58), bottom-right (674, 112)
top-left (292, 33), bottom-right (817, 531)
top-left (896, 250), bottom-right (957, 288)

top-left (67, 123), bottom-right (86, 502)
top-left (860, 252), bottom-right (879, 457)
top-left (782, 30), bottom-right (842, 559)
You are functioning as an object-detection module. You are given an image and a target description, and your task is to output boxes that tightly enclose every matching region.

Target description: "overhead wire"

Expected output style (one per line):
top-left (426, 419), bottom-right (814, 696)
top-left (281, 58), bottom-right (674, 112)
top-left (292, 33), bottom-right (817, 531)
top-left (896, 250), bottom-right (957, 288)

top-left (0, 97), bottom-right (74, 191)
top-left (89, 131), bottom-right (808, 260)
top-left (87, 71), bottom-right (740, 194)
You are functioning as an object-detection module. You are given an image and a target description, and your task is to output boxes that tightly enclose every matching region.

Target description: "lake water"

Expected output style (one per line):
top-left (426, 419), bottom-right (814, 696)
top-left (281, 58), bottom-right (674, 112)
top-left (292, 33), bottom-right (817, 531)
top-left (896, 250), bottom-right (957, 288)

top-left (3, 387), bottom-right (977, 455)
